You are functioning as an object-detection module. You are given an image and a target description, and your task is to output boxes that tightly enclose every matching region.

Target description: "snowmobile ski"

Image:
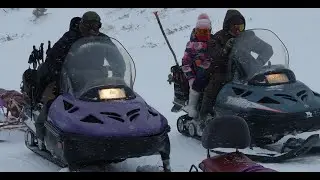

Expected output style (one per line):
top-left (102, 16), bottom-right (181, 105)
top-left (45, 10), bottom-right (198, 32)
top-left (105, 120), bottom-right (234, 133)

top-left (211, 134), bottom-right (320, 163)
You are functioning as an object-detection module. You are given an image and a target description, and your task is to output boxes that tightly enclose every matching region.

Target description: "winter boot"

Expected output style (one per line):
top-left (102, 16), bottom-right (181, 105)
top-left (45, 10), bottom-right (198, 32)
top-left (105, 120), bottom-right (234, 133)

top-left (184, 88), bottom-right (200, 118)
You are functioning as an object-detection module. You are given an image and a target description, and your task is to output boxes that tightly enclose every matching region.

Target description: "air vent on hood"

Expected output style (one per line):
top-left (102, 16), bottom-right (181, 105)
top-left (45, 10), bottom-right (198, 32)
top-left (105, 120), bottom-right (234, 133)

top-left (127, 108), bottom-right (140, 122)
top-left (126, 109), bottom-right (140, 116)
top-left (297, 90), bottom-right (306, 97)
top-left (232, 87), bottom-right (245, 95)
top-left (257, 97), bottom-right (280, 104)
top-left (68, 107), bottom-right (79, 113)
top-left (313, 91), bottom-right (320, 97)
top-left (148, 109), bottom-right (158, 117)
top-left (301, 94), bottom-right (308, 101)
top-left (241, 91), bottom-right (253, 97)
top-left (100, 112), bottom-right (125, 122)
top-left (129, 114), bottom-right (140, 121)
top-left (296, 90), bottom-right (308, 101)
top-left (274, 94), bottom-right (297, 102)
top-left (63, 100), bottom-right (73, 110)
top-left (100, 112), bottom-right (121, 117)
top-left (80, 115), bottom-right (103, 124)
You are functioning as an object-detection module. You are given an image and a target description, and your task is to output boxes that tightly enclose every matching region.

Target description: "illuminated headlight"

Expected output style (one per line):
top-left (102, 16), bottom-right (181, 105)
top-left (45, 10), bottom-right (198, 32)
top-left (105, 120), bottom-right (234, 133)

top-left (266, 73), bottom-right (289, 84)
top-left (98, 88), bottom-right (126, 100)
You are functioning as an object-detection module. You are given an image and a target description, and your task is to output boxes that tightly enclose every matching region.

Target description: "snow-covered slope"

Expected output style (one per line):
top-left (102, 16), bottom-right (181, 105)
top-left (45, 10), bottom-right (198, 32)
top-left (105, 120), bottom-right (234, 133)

top-left (1, 8), bottom-right (320, 172)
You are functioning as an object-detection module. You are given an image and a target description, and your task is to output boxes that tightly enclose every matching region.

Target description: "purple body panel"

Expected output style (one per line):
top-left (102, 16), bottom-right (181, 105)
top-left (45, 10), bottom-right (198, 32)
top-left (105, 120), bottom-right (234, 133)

top-left (47, 92), bottom-right (168, 137)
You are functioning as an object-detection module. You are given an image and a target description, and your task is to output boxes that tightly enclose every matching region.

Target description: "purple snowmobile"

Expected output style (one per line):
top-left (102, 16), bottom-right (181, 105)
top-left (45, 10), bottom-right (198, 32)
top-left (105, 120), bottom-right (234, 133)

top-left (23, 36), bottom-right (171, 172)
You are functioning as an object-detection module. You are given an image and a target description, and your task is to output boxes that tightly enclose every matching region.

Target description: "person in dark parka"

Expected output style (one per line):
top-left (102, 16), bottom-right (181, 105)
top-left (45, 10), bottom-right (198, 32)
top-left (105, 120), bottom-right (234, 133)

top-left (199, 9), bottom-right (273, 126)
top-left (34, 11), bottom-right (126, 150)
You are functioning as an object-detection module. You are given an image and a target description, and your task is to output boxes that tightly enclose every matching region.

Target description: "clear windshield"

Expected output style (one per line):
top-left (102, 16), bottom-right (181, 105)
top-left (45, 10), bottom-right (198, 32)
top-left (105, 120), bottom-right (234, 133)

top-left (61, 36), bottom-right (136, 98)
top-left (230, 28), bottom-right (289, 80)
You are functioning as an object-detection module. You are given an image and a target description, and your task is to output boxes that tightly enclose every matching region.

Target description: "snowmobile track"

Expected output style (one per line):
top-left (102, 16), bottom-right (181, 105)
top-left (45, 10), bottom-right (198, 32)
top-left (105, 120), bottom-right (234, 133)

top-left (25, 141), bottom-right (111, 172)
top-left (25, 144), bottom-right (68, 168)
top-left (23, 124), bottom-right (68, 168)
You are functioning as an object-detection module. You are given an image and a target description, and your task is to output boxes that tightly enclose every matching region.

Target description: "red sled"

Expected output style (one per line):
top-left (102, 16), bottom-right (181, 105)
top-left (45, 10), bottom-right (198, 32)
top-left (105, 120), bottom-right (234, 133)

top-left (194, 151), bottom-right (276, 172)
top-left (189, 115), bottom-right (277, 172)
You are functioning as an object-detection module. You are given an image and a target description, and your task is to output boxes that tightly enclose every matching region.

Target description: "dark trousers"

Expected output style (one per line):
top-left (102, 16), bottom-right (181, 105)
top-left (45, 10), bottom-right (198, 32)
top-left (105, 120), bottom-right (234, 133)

top-left (35, 100), bottom-right (53, 140)
top-left (199, 73), bottom-right (227, 119)
top-left (192, 67), bottom-right (210, 93)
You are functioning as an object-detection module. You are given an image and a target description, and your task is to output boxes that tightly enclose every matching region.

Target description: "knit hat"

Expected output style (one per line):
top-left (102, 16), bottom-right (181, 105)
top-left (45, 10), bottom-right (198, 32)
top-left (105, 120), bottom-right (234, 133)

top-left (196, 13), bottom-right (211, 29)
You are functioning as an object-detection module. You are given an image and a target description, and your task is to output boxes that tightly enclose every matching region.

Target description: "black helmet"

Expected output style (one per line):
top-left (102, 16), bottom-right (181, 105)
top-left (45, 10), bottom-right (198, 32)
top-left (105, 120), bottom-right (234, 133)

top-left (79, 11), bottom-right (102, 36)
top-left (69, 17), bottom-right (81, 32)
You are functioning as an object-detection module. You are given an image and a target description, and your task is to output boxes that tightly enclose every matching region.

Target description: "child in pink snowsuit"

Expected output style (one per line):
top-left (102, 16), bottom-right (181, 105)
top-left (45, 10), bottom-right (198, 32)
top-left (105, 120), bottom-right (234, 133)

top-left (182, 13), bottom-right (212, 118)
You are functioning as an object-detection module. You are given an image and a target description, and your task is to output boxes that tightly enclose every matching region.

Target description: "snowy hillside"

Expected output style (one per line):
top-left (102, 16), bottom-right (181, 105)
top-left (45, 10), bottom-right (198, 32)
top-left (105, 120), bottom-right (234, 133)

top-left (1, 8), bottom-right (320, 172)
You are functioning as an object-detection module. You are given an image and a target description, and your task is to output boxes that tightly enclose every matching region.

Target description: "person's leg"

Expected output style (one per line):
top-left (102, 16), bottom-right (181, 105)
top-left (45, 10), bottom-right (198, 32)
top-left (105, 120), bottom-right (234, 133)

top-left (35, 99), bottom-right (54, 150)
top-left (199, 73), bottom-right (226, 123)
top-left (185, 67), bottom-right (210, 118)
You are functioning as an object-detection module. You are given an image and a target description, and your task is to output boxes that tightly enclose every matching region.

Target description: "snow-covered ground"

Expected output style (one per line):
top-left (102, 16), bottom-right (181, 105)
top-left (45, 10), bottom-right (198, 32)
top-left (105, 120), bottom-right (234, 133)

top-left (1, 8), bottom-right (320, 172)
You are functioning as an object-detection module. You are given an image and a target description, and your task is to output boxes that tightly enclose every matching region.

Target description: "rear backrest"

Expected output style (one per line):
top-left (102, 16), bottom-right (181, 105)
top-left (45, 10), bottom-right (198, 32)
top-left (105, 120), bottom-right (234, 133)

top-left (201, 115), bottom-right (251, 149)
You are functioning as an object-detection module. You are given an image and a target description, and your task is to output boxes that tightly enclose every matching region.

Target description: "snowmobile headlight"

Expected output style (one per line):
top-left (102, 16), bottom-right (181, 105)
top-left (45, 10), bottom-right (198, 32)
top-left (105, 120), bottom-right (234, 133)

top-left (266, 73), bottom-right (289, 84)
top-left (98, 88), bottom-right (126, 100)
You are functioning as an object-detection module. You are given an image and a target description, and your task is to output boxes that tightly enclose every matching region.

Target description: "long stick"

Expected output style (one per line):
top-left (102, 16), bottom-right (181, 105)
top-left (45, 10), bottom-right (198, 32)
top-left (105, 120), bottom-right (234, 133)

top-left (153, 11), bottom-right (179, 66)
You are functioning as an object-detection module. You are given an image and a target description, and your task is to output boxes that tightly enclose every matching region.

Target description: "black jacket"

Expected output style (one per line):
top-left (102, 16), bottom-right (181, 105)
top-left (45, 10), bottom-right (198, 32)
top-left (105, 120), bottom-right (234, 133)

top-left (207, 9), bottom-right (246, 76)
top-left (36, 31), bottom-right (126, 101)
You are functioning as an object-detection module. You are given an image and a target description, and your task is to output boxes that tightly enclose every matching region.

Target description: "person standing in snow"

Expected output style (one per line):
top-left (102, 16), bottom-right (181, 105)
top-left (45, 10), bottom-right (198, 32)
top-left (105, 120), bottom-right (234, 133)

top-left (181, 13), bottom-right (212, 119)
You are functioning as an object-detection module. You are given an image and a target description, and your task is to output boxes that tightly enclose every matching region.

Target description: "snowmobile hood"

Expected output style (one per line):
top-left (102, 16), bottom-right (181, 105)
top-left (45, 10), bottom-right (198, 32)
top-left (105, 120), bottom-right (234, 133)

top-left (223, 9), bottom-right (246, 31)
top-left (47, 93), bottom-right (168, 137)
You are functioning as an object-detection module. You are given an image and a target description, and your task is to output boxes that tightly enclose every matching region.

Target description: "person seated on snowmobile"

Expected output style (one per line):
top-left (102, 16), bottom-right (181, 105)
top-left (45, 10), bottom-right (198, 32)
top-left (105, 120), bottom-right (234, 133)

top-left (181, 13), bottom-right (213, 118)
top-left (199, 9), bottom-right (273, 123)
top-left (34, 11), bottom-right (125, 150)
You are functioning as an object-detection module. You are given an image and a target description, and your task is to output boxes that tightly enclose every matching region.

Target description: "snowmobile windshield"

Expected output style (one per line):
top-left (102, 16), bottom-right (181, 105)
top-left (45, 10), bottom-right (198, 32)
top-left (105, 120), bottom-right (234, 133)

top-left (61, 36), bottom-right (136, 99)
top-left (230, 28), bottom-right (290, 81)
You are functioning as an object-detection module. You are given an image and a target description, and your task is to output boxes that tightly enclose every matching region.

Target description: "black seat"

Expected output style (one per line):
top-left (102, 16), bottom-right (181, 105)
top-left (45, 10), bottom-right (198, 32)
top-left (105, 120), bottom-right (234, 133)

top-left (201, 115), bottom-right (251, 149)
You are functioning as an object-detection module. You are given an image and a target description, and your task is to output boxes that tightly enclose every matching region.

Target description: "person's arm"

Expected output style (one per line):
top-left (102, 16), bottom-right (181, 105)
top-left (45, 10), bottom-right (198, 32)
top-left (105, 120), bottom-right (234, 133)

top-left (46, 32), bottom-right (71, 65)
top-left (207, 31), bottom-right (230, 60)
top-left (181, 41), bottom-right (196, 81)
top-left (246, 31), bottom-right (274, 66)
top-left (36, 32), bottom-right (76, 100)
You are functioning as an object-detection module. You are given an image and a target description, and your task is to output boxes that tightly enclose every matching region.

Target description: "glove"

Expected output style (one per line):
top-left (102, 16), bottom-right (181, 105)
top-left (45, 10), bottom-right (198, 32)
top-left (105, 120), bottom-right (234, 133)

top-left (52, 85), bottom-right (59, 96)
top-left (223, 38), bottom-right (235, 55)
top-left (225, 38), bottom-right (235, 49)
